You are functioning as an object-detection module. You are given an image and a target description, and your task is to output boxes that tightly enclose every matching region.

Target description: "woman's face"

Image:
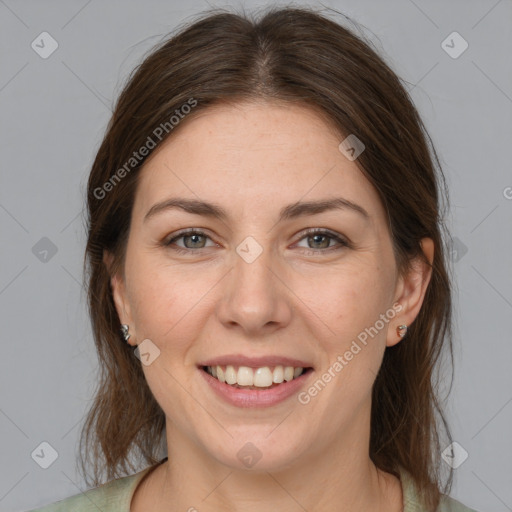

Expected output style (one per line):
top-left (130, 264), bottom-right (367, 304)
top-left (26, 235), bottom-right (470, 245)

top-left (110, 101), bottom-right (428, 471)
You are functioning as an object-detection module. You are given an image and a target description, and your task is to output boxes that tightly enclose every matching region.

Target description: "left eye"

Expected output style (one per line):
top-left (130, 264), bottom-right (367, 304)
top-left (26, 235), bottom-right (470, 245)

top-left (295, 230), bottom-right (347, 251)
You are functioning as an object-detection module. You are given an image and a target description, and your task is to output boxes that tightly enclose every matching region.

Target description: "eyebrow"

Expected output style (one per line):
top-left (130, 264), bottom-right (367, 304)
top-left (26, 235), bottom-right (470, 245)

top-left (143, 197), bottom-right (369, 223)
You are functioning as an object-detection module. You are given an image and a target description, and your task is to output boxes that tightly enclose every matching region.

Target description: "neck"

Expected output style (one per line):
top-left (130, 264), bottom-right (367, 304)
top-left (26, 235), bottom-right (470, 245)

top-left (140, 417), bottom-right (403, 512)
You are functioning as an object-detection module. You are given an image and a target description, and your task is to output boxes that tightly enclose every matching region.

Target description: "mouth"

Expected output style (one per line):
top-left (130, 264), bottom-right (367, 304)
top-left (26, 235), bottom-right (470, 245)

top-left (200, 364), bottom-right (314, 390)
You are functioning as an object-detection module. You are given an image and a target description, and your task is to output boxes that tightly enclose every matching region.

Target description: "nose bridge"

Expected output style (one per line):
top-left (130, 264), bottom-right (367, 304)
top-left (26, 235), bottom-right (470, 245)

top-left (235, 242), bottom-right (274, 294)
top-left (216, 236), bottom-right (291, 334)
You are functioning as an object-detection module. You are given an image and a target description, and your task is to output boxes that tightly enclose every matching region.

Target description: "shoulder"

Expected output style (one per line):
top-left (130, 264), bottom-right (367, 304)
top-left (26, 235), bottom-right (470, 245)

top-left (398, 466), bottom-right (481, 512)
top-left (26, 466), bottom-right (154, 512)
top-left (437, 494), bottom-right (481, 512)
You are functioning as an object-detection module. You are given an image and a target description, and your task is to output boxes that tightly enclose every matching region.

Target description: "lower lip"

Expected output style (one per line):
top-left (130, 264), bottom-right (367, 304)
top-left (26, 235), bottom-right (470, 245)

top-left (199, 367), bottom-right (313, 408)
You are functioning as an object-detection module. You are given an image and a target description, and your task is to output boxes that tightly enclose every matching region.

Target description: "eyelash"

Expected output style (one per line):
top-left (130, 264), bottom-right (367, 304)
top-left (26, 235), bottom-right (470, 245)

top-left (163, 228), bottom-right (349, 255)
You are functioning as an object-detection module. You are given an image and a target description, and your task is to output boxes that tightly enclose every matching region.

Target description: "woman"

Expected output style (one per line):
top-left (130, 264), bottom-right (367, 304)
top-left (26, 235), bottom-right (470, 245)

top-left (30, 6), bottom-right (479, 512)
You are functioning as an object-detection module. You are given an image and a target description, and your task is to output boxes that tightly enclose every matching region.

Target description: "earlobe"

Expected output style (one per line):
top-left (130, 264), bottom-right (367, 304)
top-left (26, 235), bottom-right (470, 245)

top-left (387, 238), bottom-right (434, 347)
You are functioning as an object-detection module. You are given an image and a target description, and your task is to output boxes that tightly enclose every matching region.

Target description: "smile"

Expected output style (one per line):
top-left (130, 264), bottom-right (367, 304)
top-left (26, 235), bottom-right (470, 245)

top-left (203, 365), bottom-right (308, 389)
top-left (198, 358), bottom-right (314, 407)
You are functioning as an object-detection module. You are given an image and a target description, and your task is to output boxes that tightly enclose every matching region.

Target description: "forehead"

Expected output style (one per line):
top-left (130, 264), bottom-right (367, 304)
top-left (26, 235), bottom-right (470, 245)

top-left (133, 101), bottom-right (385, 223)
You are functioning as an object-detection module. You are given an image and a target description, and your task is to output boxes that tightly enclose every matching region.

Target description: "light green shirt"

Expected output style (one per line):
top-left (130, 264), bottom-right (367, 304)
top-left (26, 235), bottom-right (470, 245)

top-left (28, 464), bottom-right (479, 511)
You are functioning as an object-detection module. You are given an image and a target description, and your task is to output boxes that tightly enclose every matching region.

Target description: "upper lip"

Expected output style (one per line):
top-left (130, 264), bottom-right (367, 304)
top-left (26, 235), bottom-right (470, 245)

top-left (198, 354), bottom-right (313, 369)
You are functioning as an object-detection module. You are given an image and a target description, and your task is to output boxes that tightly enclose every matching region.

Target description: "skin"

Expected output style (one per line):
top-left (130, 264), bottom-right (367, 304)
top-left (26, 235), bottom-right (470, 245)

top-left (107, 100), bottom-right (434, 512)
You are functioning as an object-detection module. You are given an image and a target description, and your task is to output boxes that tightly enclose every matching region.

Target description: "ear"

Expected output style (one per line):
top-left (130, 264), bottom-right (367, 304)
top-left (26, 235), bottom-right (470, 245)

top-left (103, 250), bottom-right (137, 346)
top-left (387, 238), bottom-right (434, 347)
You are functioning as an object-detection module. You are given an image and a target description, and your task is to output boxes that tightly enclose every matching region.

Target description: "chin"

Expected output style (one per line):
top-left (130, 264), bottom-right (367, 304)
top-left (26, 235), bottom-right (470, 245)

top-left (205, 428), bottom-right (309, 472)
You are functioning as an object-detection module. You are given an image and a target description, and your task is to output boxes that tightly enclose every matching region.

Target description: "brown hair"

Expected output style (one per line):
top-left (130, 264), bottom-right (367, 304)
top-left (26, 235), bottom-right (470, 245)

top-left (79, 6), bottom-right (454, 510)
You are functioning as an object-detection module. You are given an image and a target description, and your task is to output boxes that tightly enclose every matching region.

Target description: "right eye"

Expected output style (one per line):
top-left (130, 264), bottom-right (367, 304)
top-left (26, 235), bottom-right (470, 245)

top-left (164, 229), bottom-right (218, 252)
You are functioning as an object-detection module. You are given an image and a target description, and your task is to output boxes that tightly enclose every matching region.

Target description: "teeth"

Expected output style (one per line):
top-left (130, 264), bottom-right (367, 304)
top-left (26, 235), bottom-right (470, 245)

top-left (225, 365), bottom-right (237, 385)
top-left (273, 365), bottom-right (284, 383)
top-left (254, 367), bottom-right (273, 387)
top-left (237, 366), bottom-right (253, 386)
top-left (205, 365), bottom-right (306, 388)
top-left (283, 366), bottom-right (294, 382)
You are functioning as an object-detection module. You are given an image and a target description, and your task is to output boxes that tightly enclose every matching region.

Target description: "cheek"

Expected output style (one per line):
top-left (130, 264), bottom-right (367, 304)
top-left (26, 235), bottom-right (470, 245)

top-left (304, 264), bottom-right (394, 380)
top-left (126, 257), bottom-right (221, 359)
top-left (125, 259), bottom-right (188, 342)
top-left (311, 266), bottom-right (390, 330)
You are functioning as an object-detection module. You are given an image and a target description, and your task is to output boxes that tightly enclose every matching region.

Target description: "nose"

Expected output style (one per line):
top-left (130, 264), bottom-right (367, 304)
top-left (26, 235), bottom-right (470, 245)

top-left (215, 245), bottom-right (293, 337)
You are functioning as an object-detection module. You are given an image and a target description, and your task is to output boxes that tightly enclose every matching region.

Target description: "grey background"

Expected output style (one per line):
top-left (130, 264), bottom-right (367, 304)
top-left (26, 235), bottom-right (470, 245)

top-left (1, 0), bottom-right (511, 511)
